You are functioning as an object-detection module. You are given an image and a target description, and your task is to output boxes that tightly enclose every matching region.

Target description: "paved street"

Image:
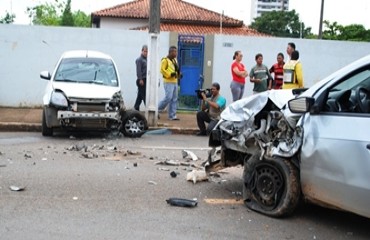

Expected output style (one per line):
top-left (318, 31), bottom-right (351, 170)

top-left (0, 132), bottom-right (369, 240)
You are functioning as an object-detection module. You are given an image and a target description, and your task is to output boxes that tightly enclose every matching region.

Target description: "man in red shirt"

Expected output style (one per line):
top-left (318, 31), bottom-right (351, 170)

top-left (269, 53), bottom-right (285, 89)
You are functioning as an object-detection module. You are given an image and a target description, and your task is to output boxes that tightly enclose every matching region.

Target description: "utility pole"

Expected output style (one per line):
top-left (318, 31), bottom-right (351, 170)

top-left (146, 0), bottom-right (161, 126)
top-left (318, 0), bottom-right (324, 39)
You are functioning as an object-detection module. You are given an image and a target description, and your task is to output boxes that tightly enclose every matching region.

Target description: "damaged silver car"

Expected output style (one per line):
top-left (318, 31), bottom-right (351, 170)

top-left (41, 50), bottom-right (148, 137)
top-left (207, 55), bottom-right (370, 218)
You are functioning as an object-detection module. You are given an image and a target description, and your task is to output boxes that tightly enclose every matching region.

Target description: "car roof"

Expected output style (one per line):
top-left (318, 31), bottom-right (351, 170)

top-left (61, 50), bottom-right (113, 60)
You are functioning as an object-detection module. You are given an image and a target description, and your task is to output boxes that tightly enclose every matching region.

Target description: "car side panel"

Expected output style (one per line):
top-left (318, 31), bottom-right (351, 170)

top-left (300, 113), bottom-right (370, 218)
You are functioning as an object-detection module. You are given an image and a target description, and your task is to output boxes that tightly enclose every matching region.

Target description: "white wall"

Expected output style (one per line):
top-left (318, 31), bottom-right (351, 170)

top-left (1, 24), bottom-right (370, 108)
top-left (0, 24), bottom-right (168, 108)
top-left (213, 35), bottom-right (370, 104)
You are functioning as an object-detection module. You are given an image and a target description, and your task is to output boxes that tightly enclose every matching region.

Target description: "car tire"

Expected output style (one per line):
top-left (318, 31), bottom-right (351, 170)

top-left (121, 110), bottom-right (148, 138)
top-left (243, 154), bottom-right (300, 217)
top-left (42, 108), bottom-right (53, 136)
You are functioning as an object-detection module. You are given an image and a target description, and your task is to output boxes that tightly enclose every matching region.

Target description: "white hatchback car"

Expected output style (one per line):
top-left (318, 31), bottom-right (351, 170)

top-left (207, 54), bottom-right (370, 218)
top-left (40, 50), bottom-right (147, 137)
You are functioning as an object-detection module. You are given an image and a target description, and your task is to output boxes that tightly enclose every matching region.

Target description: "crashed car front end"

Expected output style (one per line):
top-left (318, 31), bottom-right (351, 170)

top-left (207, 90), bottom-right (302, 171)
top-left (44, 89), bottom-right (125, 132)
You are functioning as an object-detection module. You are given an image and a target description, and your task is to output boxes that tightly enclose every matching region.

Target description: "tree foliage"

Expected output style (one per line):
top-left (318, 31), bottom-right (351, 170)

top-left (27, 0), bottom-right (90, 27)
top-left (323, 21), bottom-right (370, 42)
top-left (0, 11), bottom-right (16, 24)
top-left (250, 10), bottom-right (312, 38)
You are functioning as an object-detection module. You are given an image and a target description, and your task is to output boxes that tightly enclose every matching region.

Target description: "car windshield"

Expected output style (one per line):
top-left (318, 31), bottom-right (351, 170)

top-left (54, 58), bottom-right (118, 86)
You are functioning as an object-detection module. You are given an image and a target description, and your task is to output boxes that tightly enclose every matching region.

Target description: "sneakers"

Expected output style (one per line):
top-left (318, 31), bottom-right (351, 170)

top-left (196, 131), bottom-right (207, 136)
top-left (169, 117), bottom-right (180, 121)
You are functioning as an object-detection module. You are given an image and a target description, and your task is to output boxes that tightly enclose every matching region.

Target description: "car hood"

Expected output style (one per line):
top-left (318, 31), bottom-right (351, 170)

top-left (52, 81), bottom-right (120, 99)
top-left (221, 90), bottom-right (295, 122)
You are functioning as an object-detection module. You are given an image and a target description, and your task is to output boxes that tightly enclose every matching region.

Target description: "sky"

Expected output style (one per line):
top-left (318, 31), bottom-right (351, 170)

top-left (1, 0), bottom-right (369, 34)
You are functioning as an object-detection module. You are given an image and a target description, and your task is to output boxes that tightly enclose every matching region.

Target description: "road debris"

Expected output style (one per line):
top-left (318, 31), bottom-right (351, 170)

top-left (148, 181), bottom-right (158, 185)
top-left (155, 159), bottom-right (180, 166)
top-left (186, 169), bottom-right (208, 184)
top-left (133, 162), bottom-right (138, 167)
top-left (24, 153), bottom-right (32, 159)
top-left (9, 185), bottom-right (26, 191)
top-left (182, 150), bottom-right (199, 161)
top-left (170, 171), bottom-right (177, 178)
top-left (166, 198), bottom-right (198, 208)
top-left (41, 157), bottom-right (48, 161)
top-left (127, 150), bottom-right (140, 155)
top-left (81, 152), bottom-right (98, 159)
top-left (158, 167), bottom-right (170, 171)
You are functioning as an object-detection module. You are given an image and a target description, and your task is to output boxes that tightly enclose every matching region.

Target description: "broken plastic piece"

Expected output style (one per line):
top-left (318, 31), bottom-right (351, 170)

top-left (170, 171), bottom-right (177, 178)
top-left (166, 198), bottom-right (198, 207)
top-left (182, 150), bottom-right (198, 161)
top-left (9, 185), bottom-right (25, 191)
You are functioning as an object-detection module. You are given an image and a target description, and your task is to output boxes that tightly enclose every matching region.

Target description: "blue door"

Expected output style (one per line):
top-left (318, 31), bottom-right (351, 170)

top-left (178, 35), bottom-right (204, 110)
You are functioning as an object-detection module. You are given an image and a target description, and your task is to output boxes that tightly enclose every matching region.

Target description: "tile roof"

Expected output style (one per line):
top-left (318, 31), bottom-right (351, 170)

top-left (131, 23), bottom-right (269, 37)
top-left (92, 0), bottom-right (243, 27)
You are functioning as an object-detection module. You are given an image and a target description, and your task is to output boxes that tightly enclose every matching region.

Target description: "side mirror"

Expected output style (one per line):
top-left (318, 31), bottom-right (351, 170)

top-left (288, 97), bottom-right (315, 113)
top-left (40, 71), bottom-right (51, 80)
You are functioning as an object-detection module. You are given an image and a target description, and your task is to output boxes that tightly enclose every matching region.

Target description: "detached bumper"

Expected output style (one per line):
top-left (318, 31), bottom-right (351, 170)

top-left (57, 111), bottom-right (120, 121)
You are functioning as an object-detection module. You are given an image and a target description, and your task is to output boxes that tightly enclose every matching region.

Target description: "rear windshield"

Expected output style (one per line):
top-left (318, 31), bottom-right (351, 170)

top-left (54, 58), bottom-right (118, 87)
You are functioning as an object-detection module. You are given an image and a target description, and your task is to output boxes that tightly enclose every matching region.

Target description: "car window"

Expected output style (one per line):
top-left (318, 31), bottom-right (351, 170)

top-left (54, 58), bottom-right (118, 86)
top-left (323, 65), bottom-right (370, 114)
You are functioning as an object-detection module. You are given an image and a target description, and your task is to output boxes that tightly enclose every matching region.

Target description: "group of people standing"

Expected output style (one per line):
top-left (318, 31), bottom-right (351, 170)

top-left (230, 42), bottom-right (304, 101)
top-left (133, 42), bottom-right (304, 137)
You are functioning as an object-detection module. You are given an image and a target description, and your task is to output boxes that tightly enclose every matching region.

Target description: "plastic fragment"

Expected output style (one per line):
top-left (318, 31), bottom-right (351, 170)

top-left (166, 198), bottom-right (198, 207)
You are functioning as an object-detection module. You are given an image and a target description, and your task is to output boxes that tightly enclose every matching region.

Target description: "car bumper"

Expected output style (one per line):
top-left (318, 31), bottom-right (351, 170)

top-left (57, 111), bottom-right (120, 121)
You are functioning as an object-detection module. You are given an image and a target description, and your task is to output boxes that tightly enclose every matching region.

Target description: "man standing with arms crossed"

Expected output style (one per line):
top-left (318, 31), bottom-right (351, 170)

top-left (134, 45), bottom-right (148, 111)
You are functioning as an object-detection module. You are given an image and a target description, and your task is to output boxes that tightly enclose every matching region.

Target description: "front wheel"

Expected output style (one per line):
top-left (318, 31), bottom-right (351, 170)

top-left (121, 110), bottom-right (148, 138)
top-left (243, 155), bottom-right (300, 217)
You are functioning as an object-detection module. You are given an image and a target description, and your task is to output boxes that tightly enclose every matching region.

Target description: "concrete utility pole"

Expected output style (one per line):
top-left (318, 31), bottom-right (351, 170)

top-left (318, 0), bottom-right (325, 39)
top-left (146, 0), bottom-right (161, 126)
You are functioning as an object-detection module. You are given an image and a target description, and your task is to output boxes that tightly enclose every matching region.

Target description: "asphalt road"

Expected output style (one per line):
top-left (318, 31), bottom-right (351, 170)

top-left (0, 132), bottom-right (369, 240)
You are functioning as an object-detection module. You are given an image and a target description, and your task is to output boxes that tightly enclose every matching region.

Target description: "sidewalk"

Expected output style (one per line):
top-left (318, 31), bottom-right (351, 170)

top-left (0, 107), bottom-right (199, 134)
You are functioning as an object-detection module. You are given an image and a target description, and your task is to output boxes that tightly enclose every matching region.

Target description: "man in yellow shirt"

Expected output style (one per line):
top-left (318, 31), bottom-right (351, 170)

top-left (283, 50), bottom-right (304, 89)
top-left (158, 46), bottom-right (181, 120)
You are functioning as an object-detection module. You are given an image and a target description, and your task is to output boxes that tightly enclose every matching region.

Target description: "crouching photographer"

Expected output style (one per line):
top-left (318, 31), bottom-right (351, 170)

top-left (196, 82), bottom-right (226, 136)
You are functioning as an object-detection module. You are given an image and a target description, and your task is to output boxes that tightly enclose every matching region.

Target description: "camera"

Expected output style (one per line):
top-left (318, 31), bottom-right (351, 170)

top-left (195, 88), bottom-right (212, 99)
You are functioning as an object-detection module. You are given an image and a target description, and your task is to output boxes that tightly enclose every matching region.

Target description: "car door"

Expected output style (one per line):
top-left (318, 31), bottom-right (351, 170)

top-left (300, 65), bottom-right (370, 218)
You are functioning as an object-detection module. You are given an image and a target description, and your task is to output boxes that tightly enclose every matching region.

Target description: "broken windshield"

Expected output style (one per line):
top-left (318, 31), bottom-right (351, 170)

top-left (54, 58), bottom-right (118, 86)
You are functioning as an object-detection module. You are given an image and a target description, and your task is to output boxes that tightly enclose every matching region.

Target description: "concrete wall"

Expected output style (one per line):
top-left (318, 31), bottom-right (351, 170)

top-left (1, 24), bottom-right (369, 108)
top-left (212, 35), bottom-right (370, 103)
top-left (0, 24), bottom-right (169, 108)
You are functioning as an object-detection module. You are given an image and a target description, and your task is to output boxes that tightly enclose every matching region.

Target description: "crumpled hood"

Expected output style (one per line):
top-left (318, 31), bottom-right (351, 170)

top-left (221, 90), bottom-right (295, 122)
top-left (52, 82), bottom-right (120, 100)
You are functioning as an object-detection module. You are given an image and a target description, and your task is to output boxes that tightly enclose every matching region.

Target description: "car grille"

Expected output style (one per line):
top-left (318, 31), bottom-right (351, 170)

top-left (76, 103), bottom-right (106, 112)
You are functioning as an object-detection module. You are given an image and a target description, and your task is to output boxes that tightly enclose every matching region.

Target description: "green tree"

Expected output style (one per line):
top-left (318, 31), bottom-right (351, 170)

top-left (250, 10), bottom-right (312, 38)
top-left (61, 0), bottom-right (74, 26)
top-left (0, 11), bottom-right (16, 24)
top-left (323, 21), bottom-right (370, 42)
top-left (27, 0), bottom-right (90, 27)
top-left (73, 10), bottom-right (91, 27)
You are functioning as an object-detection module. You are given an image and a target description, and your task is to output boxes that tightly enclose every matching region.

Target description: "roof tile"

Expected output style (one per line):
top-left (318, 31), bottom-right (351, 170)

top-left (93, 0), bottom-right (243, 26)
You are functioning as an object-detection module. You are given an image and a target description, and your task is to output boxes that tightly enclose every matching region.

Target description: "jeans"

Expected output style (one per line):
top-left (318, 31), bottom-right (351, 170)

top-left (196, 111), bottom-right (218, 135)
top-left (230, 81), bottom-right (245, 102)
top-left (158, 82), bottom-right (178, 119)
top-left (134, 79), bottom-right (146, 111)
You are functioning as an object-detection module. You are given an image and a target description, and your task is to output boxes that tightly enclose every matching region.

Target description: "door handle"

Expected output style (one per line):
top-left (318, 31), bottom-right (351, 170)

top-left (367, 144), bottom-right (370, 150)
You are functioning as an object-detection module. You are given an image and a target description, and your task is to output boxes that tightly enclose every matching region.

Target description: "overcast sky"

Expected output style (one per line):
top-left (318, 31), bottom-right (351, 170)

top-left (1, 0), bottom-right (369, 34)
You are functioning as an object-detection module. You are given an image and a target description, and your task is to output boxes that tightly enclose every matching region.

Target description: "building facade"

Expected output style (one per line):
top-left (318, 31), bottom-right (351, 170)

top-left (250, 0), bottom-right (289, 22)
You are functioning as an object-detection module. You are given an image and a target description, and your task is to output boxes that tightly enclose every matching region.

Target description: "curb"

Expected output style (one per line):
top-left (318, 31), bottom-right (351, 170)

top-left (0, 122), bottom-right (198, 135)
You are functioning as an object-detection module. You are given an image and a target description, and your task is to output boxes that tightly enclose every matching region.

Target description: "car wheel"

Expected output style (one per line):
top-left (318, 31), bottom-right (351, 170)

top-left (121, 110), bottom-right (148, 138)
top-left (42, 108), bottom-right (53, 136)
top-left (243, 154), bottom-right (300, 217)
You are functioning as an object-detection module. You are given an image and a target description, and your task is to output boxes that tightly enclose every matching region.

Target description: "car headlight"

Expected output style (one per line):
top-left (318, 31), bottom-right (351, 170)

top-left (51, 91), bottom-right (68, 107)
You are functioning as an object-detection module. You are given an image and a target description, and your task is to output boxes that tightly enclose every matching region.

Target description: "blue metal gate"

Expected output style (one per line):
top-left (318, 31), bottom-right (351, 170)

top-left (178, 35), bottom-right (204, 110)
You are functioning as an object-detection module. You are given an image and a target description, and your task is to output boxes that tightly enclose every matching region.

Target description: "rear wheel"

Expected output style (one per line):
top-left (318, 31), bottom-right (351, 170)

top-left (121, 110), bottom-right (148, 138)
top-left (243, 154), bottom-right (300, 217)
top-left (42, 108), bottom-right (53, 136)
